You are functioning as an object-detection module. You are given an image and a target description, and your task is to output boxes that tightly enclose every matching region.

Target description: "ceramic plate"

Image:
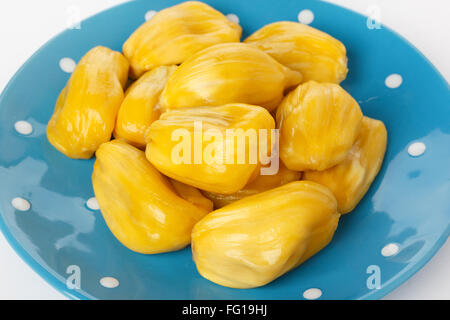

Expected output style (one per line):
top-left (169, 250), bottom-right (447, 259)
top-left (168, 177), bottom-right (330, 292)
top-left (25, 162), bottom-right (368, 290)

top-left (0, 0), bottom-right (449, 300)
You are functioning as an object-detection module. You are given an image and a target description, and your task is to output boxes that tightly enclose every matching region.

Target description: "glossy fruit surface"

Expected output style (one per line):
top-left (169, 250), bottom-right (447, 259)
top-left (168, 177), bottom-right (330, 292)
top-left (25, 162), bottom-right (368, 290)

top-left (202, 162), bottom-right (301, 208)
top-left (160, 43), bottom-right (302, 111)
top-left (123, 1), bottom-right (242, 78)
top-left (146, 103), bottom-right (275, 194)
top-left (277, 81), bottom-right (363, 171)
top-left (304, 117), bottom-right (387, 213)
top-left (245, 21), bottom-right (348, 83)
top-left (47, 46), bottom-right (129, 159)
top-left (114, 66), bottom-right (177, 148)
top-left (92, 140), bottom-right (210, 254)
top-left (192, 181), bottom-right (340, 288)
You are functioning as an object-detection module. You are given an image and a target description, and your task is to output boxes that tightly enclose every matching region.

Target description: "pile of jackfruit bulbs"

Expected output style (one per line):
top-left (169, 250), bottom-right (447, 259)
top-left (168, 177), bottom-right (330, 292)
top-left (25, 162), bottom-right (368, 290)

top-left (46, 1), bottom-right (387, 289)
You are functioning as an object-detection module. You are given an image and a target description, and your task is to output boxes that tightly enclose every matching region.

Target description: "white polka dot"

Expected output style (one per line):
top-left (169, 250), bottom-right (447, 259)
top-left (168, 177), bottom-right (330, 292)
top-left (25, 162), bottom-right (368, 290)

top-left (381, 243), bottom-right (399, 257)
top-left (11, 197), bottom-right (31, 212)
top-left (226, 13), bottom-right (240, 24)
top-left (86, 197), bottom-right (100, 211)
top-left (298, 9), bottom-right (314, 25)
top-left (100, 277), bottom-right (119, 288)
top-left (385, 74), bottom-right (402, 88)
top-left (145, 10), bottom-right (157, 21)
top-left (14, 121), bottom-right (33, 135)
top-left (59, 58), bottom-right (76, 73)
top-left (303, 288), bottom-right (322, 300)
top-left (408, 142), bottom-right (426, 157)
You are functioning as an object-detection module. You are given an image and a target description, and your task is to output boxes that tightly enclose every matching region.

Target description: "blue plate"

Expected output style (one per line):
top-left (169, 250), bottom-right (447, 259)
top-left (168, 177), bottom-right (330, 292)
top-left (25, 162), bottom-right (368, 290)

top-left (0, 0), bottom-right (449, 300)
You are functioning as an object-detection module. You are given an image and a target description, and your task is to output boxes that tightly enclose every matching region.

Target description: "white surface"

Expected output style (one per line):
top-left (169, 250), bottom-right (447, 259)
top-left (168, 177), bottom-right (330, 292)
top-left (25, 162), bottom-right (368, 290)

top-left (144, 10), bottom-right (158, 21)
top-left (298, 9), bottom-right (315, 25)
top-left (381, 243), bottom-right (400, 257)
top-left (408, 142), bottom-right (427, 157)
top-left (14, 121), bottom-right (33, 136)
top-left (59, 57), bottom-right (77, 73)
top-left (0, 0), bottom-right (448, 300)
top-left (10, 198), bottom-right (31, 212)
top-left (100, 277), bottom-right (120, 289)
top-left (226, 13), bottom-right (240, 25)
top-left (303, 288), bottom-right (323, 300)
top-left (86, 197), bottom-right (100, 211)
top-left (385, 74), bottom-right (403, 89)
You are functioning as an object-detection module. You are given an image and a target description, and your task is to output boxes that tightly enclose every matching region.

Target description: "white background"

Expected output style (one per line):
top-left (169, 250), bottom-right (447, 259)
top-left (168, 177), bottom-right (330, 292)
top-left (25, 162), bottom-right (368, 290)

top-left (0, 0), bottom-right (448, 300)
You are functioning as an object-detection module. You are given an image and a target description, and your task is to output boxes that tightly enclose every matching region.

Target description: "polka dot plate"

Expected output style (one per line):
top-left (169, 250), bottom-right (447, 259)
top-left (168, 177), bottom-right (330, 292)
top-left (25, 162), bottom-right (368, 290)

top-left (0, 0), bottom-right (449, 300)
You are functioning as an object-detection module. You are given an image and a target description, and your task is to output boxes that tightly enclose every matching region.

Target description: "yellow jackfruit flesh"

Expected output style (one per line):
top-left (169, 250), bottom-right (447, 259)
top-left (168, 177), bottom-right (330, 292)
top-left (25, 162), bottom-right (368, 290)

top-left (123, 1), bottom-right (242, 78)
top-left (47, 46), bottom-right (129, 159)
top-left (146, 103), bottom-right (275, 194)
top-left (92, 140), bottom-right (211, 254)
top-left (304, 117), bottom-right (387, 213)
top-left (192, 181), bottom-right (340, 289)
top-left (245, 21), bottom-right (348, 83)
top-left (202, 162), bottom-right (301, 208)
top-left (170, 179), bottom-right (214, 213)
top-left (114, 66), bottom-right (177, 148)
top-left (160, 43), bottom-right (302, 112)
top-left (277, 81), bottom-right (363, 171)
